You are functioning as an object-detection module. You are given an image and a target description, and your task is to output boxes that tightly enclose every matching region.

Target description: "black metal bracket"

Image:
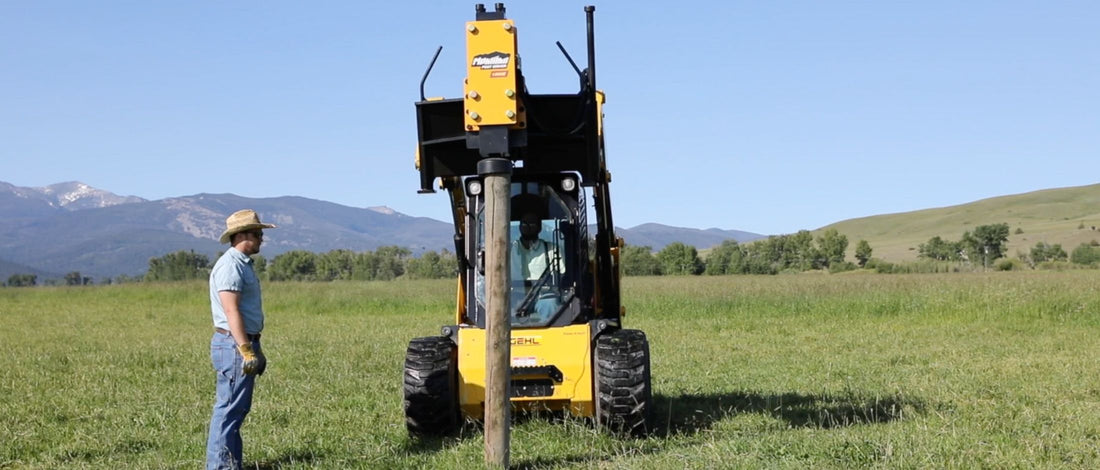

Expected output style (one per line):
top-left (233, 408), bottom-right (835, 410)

top-left (510, 365), bottom-right (564, 383)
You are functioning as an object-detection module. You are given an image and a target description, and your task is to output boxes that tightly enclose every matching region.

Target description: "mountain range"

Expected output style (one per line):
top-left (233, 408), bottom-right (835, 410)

top-left (0, 181), bottom-right (764, 280)
top-left (11, 180), bottom-right (1095, 282)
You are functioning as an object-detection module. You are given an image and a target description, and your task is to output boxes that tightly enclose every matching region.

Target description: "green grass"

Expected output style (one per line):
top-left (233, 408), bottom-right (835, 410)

top-left (3, 272), bottom-right (1100, 468)
top-left (818, 183), bottom-right (1100, 261)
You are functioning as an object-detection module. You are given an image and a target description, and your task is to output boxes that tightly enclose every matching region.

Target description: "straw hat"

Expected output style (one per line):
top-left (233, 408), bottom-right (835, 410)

top-left (219, 209), bottom-right (277, 244)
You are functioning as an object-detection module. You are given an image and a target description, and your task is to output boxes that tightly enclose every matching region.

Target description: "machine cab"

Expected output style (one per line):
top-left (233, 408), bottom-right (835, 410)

top-left (467, 174), bottom-right (591, 329)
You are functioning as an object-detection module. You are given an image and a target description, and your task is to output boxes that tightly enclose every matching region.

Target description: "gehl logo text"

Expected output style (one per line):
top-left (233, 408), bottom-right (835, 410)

top-left (511, 336), bottom-right (540, 346)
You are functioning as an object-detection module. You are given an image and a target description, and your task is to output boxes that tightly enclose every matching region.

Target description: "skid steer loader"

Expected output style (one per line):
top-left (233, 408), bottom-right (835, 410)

top-left (403, 3), bottom-right (652, 437)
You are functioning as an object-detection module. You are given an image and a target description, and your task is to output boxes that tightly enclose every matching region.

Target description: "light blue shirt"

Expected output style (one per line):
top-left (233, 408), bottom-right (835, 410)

top-left (512, 239), bottom-right (549, 281)
top-left (209, 247), bottom-right (264, 334)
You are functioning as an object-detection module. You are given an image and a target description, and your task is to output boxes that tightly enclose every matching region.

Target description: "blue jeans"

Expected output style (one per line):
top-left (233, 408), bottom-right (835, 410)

top-left (206, 332), bottom-right (259, 470)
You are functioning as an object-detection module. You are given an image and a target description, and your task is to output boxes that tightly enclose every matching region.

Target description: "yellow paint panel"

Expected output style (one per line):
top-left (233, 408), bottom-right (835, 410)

top-left (457, 323), bottom-right (594, 418)
top-left (454, 276), bottom-right (465, 324)
top-left (596, 90), bottom-right (605, 136)
top-left (464, 19), bottom-right (524, 130)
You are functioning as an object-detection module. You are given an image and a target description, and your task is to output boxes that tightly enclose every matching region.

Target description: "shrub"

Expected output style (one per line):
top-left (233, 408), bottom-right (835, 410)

top-left (1035, 261), bottom-right (1077, 271)
top-left (405, 250), bottom-right (458, 279)
top-left (863, 258), bottom-right (970, 274)
top-left (656, 242), bottom-right (704, 275)
top-left (828, 261), bottom-right (858, 273)
top-left (1030, 242), bottom-right (1068, 264)
top-left (1070, 243), bottom-right (1100, 266)
top-left (5, 273), bottom-right (36, 287)
top-left (865, 258), bottom-right (895, 274)
top-left (622, 245), bottom-right (662, 276)
top-left (146, 250), bottom-right (211, 282)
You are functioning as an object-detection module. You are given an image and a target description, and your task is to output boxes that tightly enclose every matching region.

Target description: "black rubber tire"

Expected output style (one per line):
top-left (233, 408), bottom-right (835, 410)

top-left (403, 336), bottom-right (459, 436)
top-left (593, 329), bottom-right (653, 437)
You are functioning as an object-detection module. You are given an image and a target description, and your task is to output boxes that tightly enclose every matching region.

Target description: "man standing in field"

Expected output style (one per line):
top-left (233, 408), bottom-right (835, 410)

top-left (206, 209), bottom-right (275, 470)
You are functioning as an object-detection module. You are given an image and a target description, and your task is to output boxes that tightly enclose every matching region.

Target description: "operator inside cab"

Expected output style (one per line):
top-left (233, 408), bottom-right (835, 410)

top-left (510, 210), bottom-right (563, 323)
top-left (474, 182), bottom-right (574, 327)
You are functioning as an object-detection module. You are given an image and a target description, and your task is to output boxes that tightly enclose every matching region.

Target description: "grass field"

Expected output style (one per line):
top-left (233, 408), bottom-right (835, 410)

top-left (2, 272), bottom-right (1100, 469)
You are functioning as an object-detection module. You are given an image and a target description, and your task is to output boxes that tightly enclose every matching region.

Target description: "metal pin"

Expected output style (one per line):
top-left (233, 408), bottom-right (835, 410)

top-left (505, 110), bottom-right (515, 119)
top-left (504, 89), bottom-right (515, 98)
top-left (470, 111), bottom-right (481, 120)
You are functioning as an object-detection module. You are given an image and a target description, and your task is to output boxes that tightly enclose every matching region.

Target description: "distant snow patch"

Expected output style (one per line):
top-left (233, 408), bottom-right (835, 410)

top-left (368, 206), bottom-right (397, 215)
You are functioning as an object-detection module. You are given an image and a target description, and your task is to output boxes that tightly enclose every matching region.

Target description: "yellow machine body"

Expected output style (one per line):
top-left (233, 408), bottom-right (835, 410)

top-left (456, 324), bottom-right (595, 418)
top-left (406, 4), bottom-right (652, 438)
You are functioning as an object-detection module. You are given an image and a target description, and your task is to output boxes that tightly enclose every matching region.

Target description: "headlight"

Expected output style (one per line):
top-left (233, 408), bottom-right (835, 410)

top-left (561, 177), bottom-right (576, 192)
top-left (467, 179), bottom-right (483, 196)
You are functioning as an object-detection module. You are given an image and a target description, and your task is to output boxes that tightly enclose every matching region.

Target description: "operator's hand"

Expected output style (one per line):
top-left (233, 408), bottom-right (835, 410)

top-left (237, 343), bottom-right (260, 375)
top-left (255, 349), bottom-right (267, 376)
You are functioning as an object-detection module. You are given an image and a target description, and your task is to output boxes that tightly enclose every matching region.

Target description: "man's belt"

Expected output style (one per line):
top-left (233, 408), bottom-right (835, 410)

top-left (214, 327), bottom-right (261, 341)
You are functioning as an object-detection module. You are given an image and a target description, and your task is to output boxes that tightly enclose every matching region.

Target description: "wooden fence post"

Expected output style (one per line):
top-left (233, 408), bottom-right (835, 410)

top-left (479, 157), bottom-right (512, 468)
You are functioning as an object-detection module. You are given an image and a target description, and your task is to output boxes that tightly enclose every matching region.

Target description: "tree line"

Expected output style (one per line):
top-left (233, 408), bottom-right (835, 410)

top-left (3, 246), bottom-right (458, 286)
top-left (623, 228), bottom-right (866, 276)
top-left (140, 246), bottom-right (457, 283)
top-left (621, 223), bottom-right (1100, 277)
top-left (910, 222), bottom-right (1100, 271)
top-left (260, 247), bottom-right (456, 281)
top-left (4, 272), bottom-right (92, 287)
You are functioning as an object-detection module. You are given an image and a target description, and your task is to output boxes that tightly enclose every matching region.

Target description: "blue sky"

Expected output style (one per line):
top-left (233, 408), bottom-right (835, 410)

top-left (2, 1), bottom-right (1097, 235)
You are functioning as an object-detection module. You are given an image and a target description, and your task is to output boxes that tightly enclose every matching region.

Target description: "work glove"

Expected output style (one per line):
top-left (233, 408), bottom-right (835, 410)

top-left (237, 343), bottom-right (260, 375)
top-left (255, 349), bottom-right (267, 376)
